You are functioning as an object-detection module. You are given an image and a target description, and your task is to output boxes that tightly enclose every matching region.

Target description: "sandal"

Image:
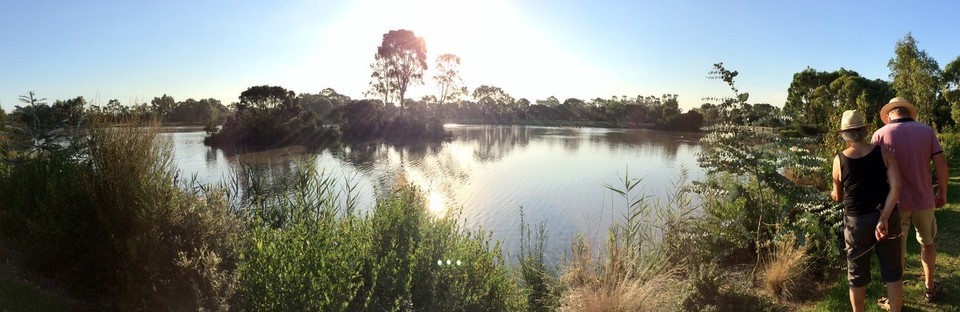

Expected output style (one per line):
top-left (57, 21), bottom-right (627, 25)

top-left (878, 297), bottom-right (891, 311)
top-left (924, 281), bottom-right (943, 302)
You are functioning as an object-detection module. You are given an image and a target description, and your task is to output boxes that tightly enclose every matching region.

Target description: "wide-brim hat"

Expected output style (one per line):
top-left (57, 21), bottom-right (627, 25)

top-left (880, 97), bottom-right (918, 124)
top-left (840, 110), bottom-right (866, 131)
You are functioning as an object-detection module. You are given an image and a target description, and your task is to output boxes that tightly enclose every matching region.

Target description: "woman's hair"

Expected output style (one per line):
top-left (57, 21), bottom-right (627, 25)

top-left (840, 127), bottom-right (868, 142)
top-left (890, 107), bottom-right (911, 116)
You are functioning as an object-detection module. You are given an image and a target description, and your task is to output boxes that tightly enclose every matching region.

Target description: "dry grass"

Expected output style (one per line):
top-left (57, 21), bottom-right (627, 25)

top-left (557, 232), bottom-right (679, 312)
top-left (560, 273), bottom-right (677, 312)
top-left (762, 235), bottom-right (810, 301)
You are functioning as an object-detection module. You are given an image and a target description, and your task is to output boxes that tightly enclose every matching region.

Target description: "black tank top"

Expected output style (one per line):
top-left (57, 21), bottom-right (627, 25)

top-left (839, 145), bottom-right (890, 216)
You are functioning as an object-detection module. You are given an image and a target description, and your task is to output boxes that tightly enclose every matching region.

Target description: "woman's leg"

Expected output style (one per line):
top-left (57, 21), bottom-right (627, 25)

top-left (849, 286), bottom-right (866, 312)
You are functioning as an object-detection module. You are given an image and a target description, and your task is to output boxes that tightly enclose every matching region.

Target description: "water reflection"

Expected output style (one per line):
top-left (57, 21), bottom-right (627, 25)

top-left (164, 125), bottom-right (704, 260)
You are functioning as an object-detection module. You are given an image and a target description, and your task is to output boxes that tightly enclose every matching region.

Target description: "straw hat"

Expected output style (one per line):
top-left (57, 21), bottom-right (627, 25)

top-left (840, 110), bottom-right (866, 131)
top-left (879, 97), bottom-right (918, 124)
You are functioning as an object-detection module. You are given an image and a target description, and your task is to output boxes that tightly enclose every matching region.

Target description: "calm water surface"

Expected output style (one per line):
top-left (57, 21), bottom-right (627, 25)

top-left (163, 125), bottom-right (704, 259)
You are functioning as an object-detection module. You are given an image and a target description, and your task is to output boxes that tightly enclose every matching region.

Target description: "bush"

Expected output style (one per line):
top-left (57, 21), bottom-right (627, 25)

top-left (0, 122), bottom-right (240, 309)
top-left (939, 131), bottom-right (960, 164)
top-left (232, 161), bottom-right (524, 311)
top-left (334, 100), bottom-right (451, 142)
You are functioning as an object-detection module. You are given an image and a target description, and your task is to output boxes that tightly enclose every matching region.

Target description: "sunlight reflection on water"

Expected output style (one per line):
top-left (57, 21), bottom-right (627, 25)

top-left (163, 125), bottom-right (705, 262)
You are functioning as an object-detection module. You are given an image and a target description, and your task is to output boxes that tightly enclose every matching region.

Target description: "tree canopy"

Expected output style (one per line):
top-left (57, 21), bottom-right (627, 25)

top-left (889, 33), bottom-right (950, 129)
top-left (370, 29), bottom-right (427, 109)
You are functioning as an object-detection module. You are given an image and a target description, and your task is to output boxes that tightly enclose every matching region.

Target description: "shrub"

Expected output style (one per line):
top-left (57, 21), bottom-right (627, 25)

top-left (938, 131), bottom-right (960, 164)
top-left (518, 209), bottom-right (561, 311)
top-left (231, 161), bottom-right (524, 311)
top-left (0, 121), bottom-right (240, 309)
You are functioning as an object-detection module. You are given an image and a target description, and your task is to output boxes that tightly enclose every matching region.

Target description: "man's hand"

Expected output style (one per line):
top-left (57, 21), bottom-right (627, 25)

top-left (936, 191), bottom-right (947, 208)
top-left (876, 220), bottom-right (889, 240)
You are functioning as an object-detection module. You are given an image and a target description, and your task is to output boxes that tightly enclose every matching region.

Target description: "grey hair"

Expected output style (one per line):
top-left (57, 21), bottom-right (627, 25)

top-left (890, 107), bottom-right (910, 116)
top-left (840, 127), bottom-right (868, 142)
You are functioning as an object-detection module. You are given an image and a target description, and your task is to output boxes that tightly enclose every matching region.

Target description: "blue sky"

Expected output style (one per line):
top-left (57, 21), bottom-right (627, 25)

top-left (2, 0), bottom-right (959, 112)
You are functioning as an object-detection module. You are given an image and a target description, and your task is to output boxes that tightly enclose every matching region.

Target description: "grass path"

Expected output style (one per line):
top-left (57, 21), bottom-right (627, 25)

top-left (805, 160), bottom-right (960, 311)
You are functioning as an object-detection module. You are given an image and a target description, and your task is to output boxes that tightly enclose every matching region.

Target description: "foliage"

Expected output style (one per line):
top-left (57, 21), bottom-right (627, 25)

top-left (559, 172), bottom-right (699, 311)
top-left (0, 121), bottom-right (239, 310)
top-left (695, 63), bottom-right (842, 282)
top-left (3, 92), bottom-right (85, 157)
top-left (660, 110), bottom-right (704, 131)
top-left (151, 94), bottom-right (176, 119)
top-left (434, 54), bottom-right (468, 107)
top-left (938, 131), bottom-right (960, 164)
top-left (0, 275), bottom-right (67, 312)
top-left (231, 160), bottom-right (524, 311)
top-left (370, 29), bottom-right (428, 109)
top-left (678, 263), bottom-right (782, 312)
top-left (889, 33), bottom-right (952, 130)
top-left (298, 88), bottom-right (352, 122)
top-left (167, 98), bottom-right (228, 125)
top-left (205, 85), bottom-right (335, 147)
top-left (518, 209), bottom-right (561, 311)
top-left (784, 67), bottom-right (894, 134)
top-left (333, 99), bottom-right (449, 142)
top-left (943, 55), bottom-right (960, 125)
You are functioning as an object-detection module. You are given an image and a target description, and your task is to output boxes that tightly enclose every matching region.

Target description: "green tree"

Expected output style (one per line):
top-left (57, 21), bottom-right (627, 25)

top-left (785, 67), bottom-right (840, 127)
top-left (889, 33), bottom-right (947, 129)
top-left (52, 96), bottom-right (87, 127)
top-left (239, 85), bottom-right (296, 110)
top-left (943, 55), bottom-right (960, 126)
top-left (150, 94), bottom-right (176, 119)
top-left (472, 85), bottom-right (514, 118)
top-left (784, 68), bottom-right (893, 132)
top-left (0, 106), bottom-right (6, 131)
top-left (536, 96), bottom-right (560, 107)
top-left (371, 29), bottom-right (428, 110)
top-left (433, 54), bottom-right (467, 106)
top-left (206, 85), bottom-right (329, 147)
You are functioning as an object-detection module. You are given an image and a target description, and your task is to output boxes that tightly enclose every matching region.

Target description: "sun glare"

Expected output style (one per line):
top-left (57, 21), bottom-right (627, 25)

top-left (428, 191), bottom-right (447, 217)
top-left (318, 0), bottom-right (617, 101)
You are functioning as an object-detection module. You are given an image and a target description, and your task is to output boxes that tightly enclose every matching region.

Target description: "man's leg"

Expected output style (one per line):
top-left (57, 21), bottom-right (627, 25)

top-left (885, 281), bottom-right (903, 312)
top-left (922, 244), bottom-right (936, 289)
top-left (850, 286), bottom-right (866, 312)
top-left (914, 208), bottom-right (938, 289)
top-left (899, 210), bottom-right (912, 272)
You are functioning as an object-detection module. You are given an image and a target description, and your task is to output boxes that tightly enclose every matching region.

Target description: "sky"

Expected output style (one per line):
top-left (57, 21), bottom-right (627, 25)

top-left (2, 0), bottom-right (960, 112)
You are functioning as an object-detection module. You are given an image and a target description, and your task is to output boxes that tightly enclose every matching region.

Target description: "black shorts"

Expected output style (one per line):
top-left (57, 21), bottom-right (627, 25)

top-left (844, 211), bottom-right (903, 287)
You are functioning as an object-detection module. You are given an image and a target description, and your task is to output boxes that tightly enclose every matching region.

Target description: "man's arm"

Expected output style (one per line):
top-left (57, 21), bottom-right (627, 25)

top-left (934, 153), bottom-right (948, 208)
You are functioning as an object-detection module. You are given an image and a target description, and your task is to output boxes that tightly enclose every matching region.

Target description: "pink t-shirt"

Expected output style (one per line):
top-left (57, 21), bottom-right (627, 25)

top-left (871, 118), bottom-right (943, 211)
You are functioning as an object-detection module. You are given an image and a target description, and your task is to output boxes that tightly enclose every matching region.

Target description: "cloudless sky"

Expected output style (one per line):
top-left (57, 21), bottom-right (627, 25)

top-left (2, 0), bottom-right (959, 112)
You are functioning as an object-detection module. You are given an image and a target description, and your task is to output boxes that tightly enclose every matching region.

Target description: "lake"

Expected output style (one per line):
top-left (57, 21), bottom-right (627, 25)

top-left (163, 125), bottom-right (705, 261)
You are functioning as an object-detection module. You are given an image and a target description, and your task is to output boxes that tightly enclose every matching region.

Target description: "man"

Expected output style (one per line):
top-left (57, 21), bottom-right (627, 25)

top-left (872, 97), bottom-right (949, 302)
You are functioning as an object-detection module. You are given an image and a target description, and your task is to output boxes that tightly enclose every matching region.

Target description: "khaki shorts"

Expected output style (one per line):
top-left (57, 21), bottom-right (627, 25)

top-left (899, 208), bottom-right (937, 247)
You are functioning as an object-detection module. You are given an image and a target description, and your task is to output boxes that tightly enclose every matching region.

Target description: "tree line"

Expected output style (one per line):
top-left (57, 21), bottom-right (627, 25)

top-left (7, 31), bottom-right (955, 150)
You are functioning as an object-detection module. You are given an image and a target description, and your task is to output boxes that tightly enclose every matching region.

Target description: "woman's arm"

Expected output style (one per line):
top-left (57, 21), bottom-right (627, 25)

top-left (877, 147), bottom-right (901, 239)
top-left (831, 155), bottom-right (843, 202)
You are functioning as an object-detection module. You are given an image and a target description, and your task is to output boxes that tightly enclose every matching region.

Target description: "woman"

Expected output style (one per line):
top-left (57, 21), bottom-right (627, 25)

top-left (830, 110), bottom-right (903, 312)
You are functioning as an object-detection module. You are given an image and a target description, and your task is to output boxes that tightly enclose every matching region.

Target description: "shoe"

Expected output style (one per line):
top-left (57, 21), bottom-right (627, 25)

top-left (878, 297), bottom-right (890, 311)
top-left (924, 281), bottom-right (943, 303)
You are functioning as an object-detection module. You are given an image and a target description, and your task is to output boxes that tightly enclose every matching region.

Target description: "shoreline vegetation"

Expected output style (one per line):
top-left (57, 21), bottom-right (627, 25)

top-left (2, 32), bottom-right (960, 310)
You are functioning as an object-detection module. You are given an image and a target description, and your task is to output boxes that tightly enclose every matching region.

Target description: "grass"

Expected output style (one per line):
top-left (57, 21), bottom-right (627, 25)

top-left (0, 275), bottom-right (65, 312)
top-left (804, 159), bottom-right (960, 311)
top-left (763, 236), bottom-right (810, 301)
